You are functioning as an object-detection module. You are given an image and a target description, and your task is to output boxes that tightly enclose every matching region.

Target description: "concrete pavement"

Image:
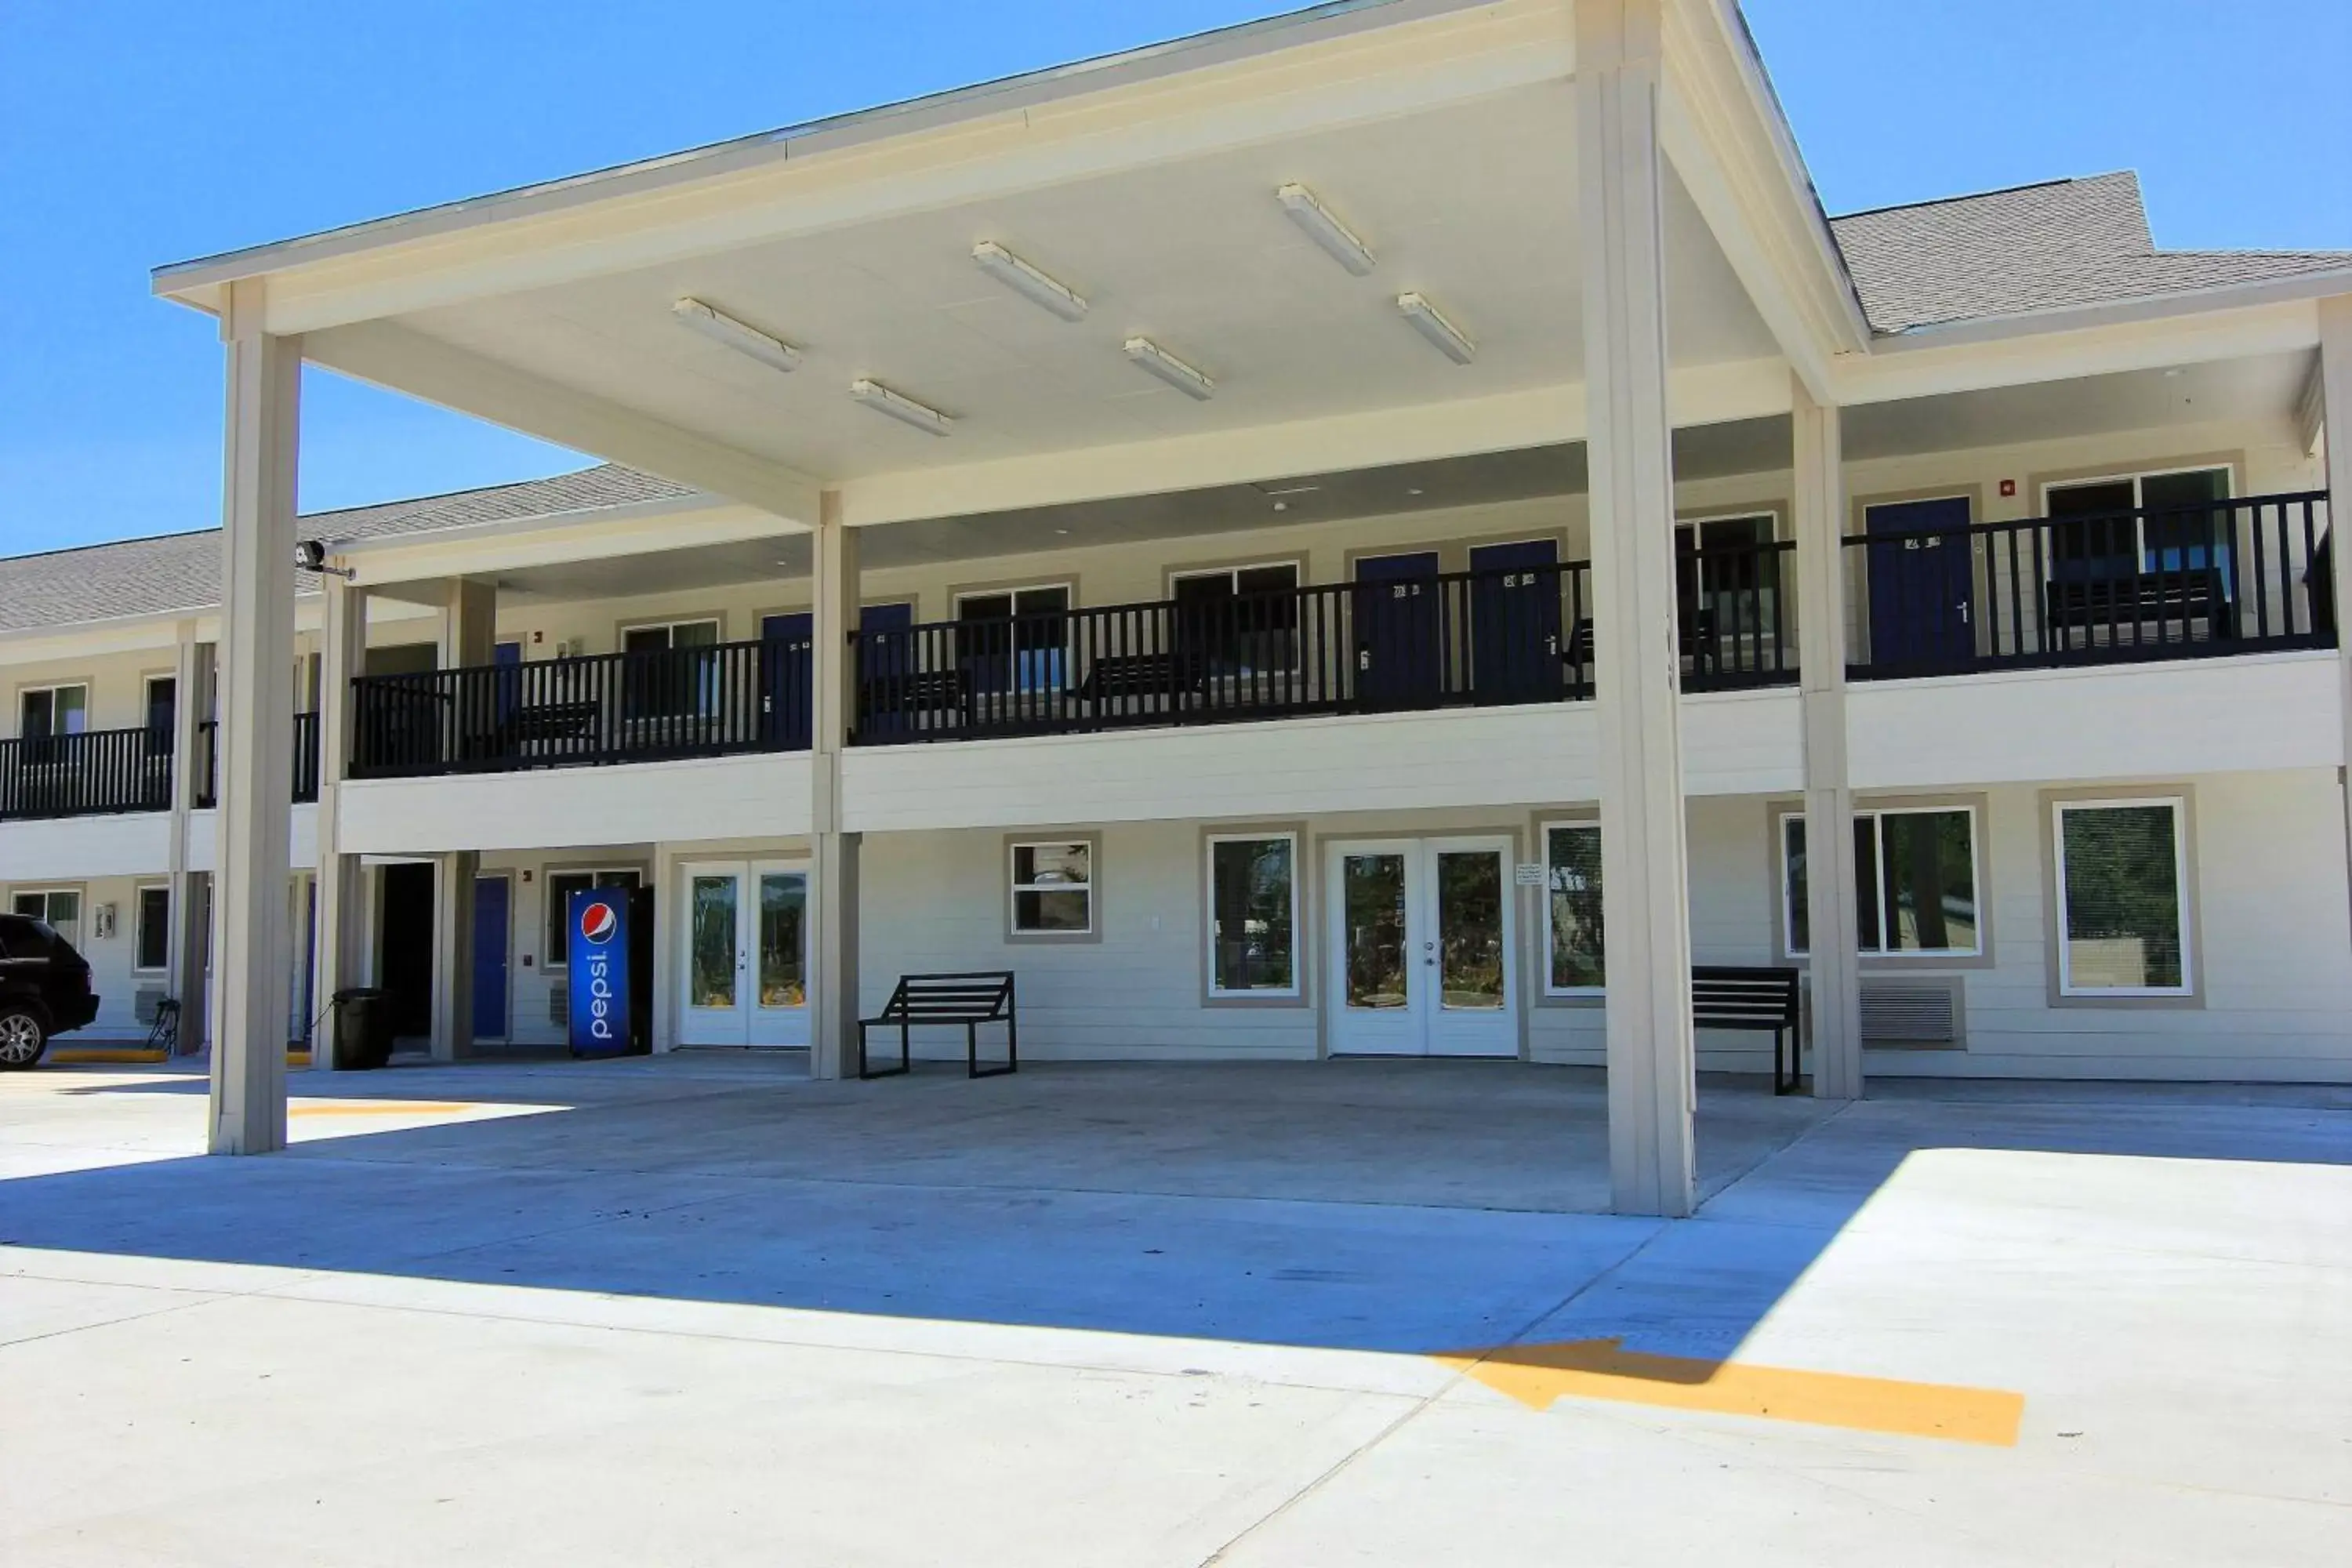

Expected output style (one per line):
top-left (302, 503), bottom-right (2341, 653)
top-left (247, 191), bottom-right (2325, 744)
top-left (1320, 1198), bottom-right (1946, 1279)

top-left (2, 1057), bottom-right (2347, 1566)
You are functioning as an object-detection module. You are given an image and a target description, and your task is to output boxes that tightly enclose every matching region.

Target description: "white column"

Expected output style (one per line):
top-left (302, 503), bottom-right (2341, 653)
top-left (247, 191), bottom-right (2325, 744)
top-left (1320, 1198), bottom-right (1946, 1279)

top-left (311, 575), bottom-right (368, 1070)
top-left (163, 626), bottom-right (200, 1054)
top-left (809, 488), bottom-right (862, 1080)
top-left (1793, 379), bottom-right (1863, 1099)
top-left (1577, 0), bottom-right (1694, 1218)
top-left (209, 279), bottom-right (299, 1156)
top-left (2321, 298), bottom-right (2352, 914)
top-left (429, 851), bottom-right (478, 1062)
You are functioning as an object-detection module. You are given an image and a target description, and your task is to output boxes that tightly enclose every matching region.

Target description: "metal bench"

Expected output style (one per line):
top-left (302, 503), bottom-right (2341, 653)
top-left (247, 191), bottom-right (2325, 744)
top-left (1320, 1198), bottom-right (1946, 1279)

top-left (858, 971), bottom-right (1018, 1080)
top-left (859, 669), bottom-right (969, 736)
top-left (1692, 964), bottom-right (1802, 1094)
top-left (2045, 568), bottom-right (2234, 648)
top-left (1073, 651), bottom-right (1208, 711)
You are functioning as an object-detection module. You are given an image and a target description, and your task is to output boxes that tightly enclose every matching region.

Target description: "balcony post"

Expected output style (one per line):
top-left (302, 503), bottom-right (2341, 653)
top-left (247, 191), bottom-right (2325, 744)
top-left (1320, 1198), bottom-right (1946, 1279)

top-left (1577, 0), bottom-right (1695, 1218)
top-left (430, 851), bottom-right (478, 1062)
top-left (2321, 297), bottom-right (2352, 916)
top-left (1793, 380), bottom-right (1863, 1099)
top-left (809, 488), bottom-right (862, 1080)
top-left (208, 279), bottom-right (299, 1156)
top-left (311, 575), bottom-right (368, 1070)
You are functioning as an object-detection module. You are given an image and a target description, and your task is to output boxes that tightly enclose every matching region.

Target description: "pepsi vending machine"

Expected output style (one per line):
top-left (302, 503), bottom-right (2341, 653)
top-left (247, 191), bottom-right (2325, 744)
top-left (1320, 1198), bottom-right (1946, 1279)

top-left (566, 887), bottom-right (646, 1057)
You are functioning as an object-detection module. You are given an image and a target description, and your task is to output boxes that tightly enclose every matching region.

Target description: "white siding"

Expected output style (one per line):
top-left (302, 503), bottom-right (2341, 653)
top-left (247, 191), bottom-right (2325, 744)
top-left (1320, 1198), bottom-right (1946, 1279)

top-left (339, 753), bottom-right (814, 855)
top-left (0, 813), bottom-right (173, 882)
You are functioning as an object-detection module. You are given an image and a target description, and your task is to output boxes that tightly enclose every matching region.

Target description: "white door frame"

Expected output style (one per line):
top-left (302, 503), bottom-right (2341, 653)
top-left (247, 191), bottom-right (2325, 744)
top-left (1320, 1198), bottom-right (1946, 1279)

top-left (676, 858), bottom-right (811, 1047)
top-left (1325, 835), bottom-right (1517, 1058)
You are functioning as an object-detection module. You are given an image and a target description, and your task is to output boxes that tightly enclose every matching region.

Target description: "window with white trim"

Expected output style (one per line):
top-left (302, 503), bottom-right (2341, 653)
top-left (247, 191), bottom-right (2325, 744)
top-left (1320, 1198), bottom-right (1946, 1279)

top-left (1008, 840), bottom-right (1093, 935)
top-left (1782, 805), bottom-right (1980, 958)
top-left (19, 684), bottom-right (88, 739)
top-left (546, 868), bottom-right (641, 964)
top-left (1170, 561), bottom-right (1302, 673)
top-left (2053, 797), bottom-right (2192, 997)
top-left (1541, 821), bottom-right (1605, 994)
top-left (1206, 833), bottom-right (1298, 996)
top-left (135, 884), bottom-right (171, 972)
top-left (2045, 466), bottom-right (2234, 590)
top-left (9, 888), bottom-right (82, 949)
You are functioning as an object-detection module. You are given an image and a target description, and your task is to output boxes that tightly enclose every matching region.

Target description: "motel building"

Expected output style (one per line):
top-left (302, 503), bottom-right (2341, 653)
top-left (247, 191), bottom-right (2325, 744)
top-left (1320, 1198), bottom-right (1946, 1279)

top-left (2, 0), bottom-right (2347, 1216)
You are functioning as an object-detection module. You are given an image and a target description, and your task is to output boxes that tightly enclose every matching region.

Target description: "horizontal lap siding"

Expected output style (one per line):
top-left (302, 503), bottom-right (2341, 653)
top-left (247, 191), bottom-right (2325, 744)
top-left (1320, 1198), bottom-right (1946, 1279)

top-left (340, 753), bottom-right (814, 855)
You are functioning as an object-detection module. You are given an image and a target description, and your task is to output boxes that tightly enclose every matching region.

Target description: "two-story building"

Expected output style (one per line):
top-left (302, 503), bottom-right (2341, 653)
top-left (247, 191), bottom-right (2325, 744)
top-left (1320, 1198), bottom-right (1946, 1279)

top-left (12, 0), bottom-right (2347, 1215)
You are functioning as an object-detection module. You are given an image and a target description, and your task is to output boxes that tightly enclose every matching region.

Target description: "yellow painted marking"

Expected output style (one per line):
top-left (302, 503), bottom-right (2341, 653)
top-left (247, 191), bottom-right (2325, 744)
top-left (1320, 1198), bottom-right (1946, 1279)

top-left (1433, 1338), bottom-right (2024, 1446)
top-left (289, 1102), bottom-right (489, 1118)
top-left (47, 1047), bottom-right (169, 1065)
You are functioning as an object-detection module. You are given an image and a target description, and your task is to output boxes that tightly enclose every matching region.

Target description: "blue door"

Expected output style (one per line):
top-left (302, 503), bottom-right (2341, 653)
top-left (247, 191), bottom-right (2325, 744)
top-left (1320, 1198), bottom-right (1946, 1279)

top-left (1865, 497), bottom-right (1975, 671)
top-left (759, 613), bottom-right (815, 749)
top-left (1467, 539), bottom-right (1563, 705)
top-left (1354, 551), bottom-right (1444, 710)
top-left (470, 874), bottom-right (510, 1042)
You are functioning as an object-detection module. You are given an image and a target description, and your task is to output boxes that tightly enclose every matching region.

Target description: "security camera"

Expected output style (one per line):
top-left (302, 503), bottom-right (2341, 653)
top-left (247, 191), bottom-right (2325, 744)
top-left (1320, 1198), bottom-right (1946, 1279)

top-left (292, 539), bottom-right (355, 579)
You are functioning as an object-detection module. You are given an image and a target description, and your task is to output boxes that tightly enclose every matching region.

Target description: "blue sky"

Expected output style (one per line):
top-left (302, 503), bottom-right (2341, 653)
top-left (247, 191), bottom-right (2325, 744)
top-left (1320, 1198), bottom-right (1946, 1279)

top-left (2, 0), bottom-right (2345, 555)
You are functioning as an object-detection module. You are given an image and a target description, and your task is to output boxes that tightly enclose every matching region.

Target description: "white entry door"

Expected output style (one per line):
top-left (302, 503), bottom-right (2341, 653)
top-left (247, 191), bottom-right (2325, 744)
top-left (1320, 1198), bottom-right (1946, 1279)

top-left (1327, 837), bottom-right (1516, 1057)
top-left (677, 859), bottom-right (811, 1047)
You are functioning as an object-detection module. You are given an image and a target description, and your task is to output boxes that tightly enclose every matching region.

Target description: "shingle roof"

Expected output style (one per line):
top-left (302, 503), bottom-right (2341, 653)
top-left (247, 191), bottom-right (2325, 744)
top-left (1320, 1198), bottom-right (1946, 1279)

top-left (1828, 171), bottom-right (2352, 335)
top-left (0, 464), bottom-right (695, 636)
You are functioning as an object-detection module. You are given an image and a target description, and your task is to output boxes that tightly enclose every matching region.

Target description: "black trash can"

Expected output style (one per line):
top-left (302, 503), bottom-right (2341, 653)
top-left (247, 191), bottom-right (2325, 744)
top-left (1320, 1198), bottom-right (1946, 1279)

top-left (330, 987), bottom-right (395, 1070)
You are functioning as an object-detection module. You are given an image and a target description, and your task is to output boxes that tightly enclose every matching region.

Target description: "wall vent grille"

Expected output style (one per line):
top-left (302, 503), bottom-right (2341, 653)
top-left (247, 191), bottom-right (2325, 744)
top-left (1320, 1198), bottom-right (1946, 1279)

top-left (549, 983), bottom-right (568, 1027)
top-left (1860, 980), bottom-right (1962, 1047)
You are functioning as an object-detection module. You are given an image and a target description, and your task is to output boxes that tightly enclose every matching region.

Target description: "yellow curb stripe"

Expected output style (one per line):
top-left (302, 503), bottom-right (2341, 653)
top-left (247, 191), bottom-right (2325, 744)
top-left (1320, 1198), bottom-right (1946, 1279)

top-left (1433, 1338), bottom-right (2024, 1447)
top-left (47, 1048), bottom-right (170, 1065)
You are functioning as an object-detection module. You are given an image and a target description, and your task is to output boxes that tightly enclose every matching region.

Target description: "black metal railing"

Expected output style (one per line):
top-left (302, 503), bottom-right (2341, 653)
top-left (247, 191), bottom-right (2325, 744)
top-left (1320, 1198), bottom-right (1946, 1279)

top-left (348, 638), bottom-right (811, 779)
top-left (853, 546), bottom-right (1798, 746)
top-left (0, 725), bottom-right (174, 820)
top-left (1846, 491), bottom-right (2332, 678)
top-left (193, 714), bottom-right (322, 807)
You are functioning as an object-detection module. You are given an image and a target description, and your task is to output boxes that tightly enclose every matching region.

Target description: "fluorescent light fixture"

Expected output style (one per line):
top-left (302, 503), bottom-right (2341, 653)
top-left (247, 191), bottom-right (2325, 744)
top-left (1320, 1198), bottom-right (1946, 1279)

top-left (971, 241), bottom-right (1087, 321)
top-left (1276, 183), bottom-right (1375, 275)
top-left (1123, 336), bottom-right (1215, 401)
top-left (672, 297), bottom-right (803, 373)
top-left (849, 378), bottom-right (954, 436)
top-left (1396, 292), bottom-right (1476, 365)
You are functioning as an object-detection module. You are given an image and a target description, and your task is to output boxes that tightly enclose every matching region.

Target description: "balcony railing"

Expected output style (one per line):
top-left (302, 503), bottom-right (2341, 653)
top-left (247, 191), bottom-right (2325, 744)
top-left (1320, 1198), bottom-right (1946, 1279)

top-left (854, 544), bottom-right (1797, 746)
top-left (0, 726), bottom-right (174, 821)
top-left (1846, 491), bottom-right (2333, 678)
top-left (193, 714), bottom-right (323, 808)
top-left (348, 638), bottom-right (811, 779)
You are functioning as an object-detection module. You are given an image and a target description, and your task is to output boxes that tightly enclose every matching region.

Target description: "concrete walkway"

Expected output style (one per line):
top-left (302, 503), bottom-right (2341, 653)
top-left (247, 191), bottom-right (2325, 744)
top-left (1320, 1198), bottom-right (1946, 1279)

top-left (2, 1057), bottom-right (2347, 1565)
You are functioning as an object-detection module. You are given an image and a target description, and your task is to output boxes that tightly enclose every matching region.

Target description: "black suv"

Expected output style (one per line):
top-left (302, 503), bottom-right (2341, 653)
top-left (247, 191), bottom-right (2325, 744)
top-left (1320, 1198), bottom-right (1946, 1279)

top-left (0, 912), bottom-right (100, 1069)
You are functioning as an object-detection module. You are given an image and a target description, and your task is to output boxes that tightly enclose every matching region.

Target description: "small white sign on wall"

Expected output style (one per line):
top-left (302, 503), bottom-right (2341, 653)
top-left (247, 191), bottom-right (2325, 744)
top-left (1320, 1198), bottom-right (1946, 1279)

top-left (1514, 863), bottom-right (1547, 887)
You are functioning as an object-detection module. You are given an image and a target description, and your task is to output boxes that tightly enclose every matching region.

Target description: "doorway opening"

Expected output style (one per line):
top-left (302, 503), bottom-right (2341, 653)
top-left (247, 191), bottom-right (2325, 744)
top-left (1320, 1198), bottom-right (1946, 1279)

top-left (1327, 836), bottom-right (1517, 1056)
top-left (377, 862), bottom-right (436, 1042)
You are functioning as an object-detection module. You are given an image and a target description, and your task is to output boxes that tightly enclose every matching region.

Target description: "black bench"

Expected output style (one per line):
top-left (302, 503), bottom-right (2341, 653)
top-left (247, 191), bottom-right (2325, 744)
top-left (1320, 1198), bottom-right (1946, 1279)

top-left (858, 971), bottom-right (1018, 1080)
top-left (1693, 964), bottom-right (1802, 1094)
top-left (506, 700), bottom-right (601, 748)
top-left (2045, 568), bottom-right (2234, 647)
top-left (1073, 652), bottom-right (1208, 708)
top-left (859, 669), bottom-right (969, 735)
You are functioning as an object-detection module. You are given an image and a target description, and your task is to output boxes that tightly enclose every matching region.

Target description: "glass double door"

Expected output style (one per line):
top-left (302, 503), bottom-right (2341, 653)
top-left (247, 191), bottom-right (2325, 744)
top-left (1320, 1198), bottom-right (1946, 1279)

top-left (1326, 837), bottom-right (1516, 1056)
top-left (678, 860), bottom-right (810, 1047)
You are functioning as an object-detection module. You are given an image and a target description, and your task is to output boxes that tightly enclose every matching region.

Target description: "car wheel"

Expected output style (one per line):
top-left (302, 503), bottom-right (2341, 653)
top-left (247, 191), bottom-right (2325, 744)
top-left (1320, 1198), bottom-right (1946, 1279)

top-left (0, 1007), bottom-right (47, 1069)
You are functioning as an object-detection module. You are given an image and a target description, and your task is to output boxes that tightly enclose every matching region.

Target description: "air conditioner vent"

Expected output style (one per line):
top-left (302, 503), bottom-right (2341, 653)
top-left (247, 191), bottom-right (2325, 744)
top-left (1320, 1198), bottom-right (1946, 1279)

top-left (134, 987), bottom-right (168, 1025)
top-left (549, 982), bottom-right (568, 1026)
top-left (1860, 979), bottom-right (1962, 1047)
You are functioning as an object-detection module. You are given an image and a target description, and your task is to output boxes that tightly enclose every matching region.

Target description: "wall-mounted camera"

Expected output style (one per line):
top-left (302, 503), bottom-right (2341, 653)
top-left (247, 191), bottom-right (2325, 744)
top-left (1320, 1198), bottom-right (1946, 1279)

top-left (292, 539), bottom-right (356, 579)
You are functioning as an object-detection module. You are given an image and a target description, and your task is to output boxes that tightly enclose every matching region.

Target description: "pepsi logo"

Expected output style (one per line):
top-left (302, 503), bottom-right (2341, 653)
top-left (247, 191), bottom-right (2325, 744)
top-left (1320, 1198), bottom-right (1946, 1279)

top-left (579, 901), bottom-right (618, 946)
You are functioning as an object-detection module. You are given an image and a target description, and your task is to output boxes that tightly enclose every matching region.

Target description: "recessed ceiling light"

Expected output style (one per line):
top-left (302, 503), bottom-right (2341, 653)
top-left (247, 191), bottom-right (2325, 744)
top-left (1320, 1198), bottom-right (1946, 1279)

top-left (1054, 528), bottom-right (1072, 536)
top-left (1123, 336), bottom-right (1215, 401)
top-left (849, 377), bottom-right (954, 436)
top-left (673, 297), bottom-right (804, 374)
top-left (972, 241), bottom-right (1088, 321)
top-left (1396, 292), bottom-right (1476, 365)
top-left (1276, 183), bottom-right (1376, 275)
top-left (1406, 488), bottom-right (1425, 496)
top-left (1272, 500), bottom-right (1288, 512)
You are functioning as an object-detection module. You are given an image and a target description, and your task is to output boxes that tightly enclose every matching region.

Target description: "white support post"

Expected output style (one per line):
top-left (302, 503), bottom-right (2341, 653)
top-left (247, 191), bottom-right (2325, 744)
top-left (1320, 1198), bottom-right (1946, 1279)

top-left (163, 627), bottom-right (200, 1054)
top-left (209, 280), bottom-right (299, 1156)
top-left (809, 489), bottom-right (862, 1080)
top-left (1577, 0), bottom-right (1695, 1218)
top-left (311, 575), bottom-right (368, 1070)
top-left (2320, 298), bottom-right (2352, 920)
top-left (430, 851), bottom-right (479, 1063)
top-left (1793, 379), bottom-right (1863, 1099)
